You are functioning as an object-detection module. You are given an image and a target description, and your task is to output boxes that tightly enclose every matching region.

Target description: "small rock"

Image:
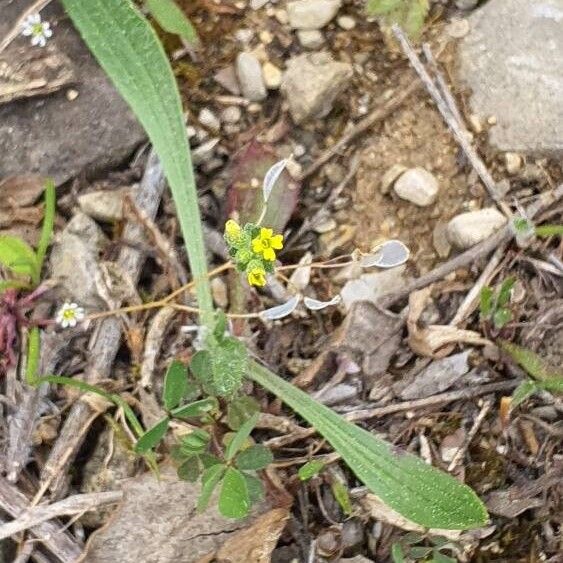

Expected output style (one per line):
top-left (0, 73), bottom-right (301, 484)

top-left (287, 0), bottom-right (342, 29)
top-left (262, 61), bottom-right (283, 89)
top-left (220, 106), bottom-right (242, 124)
top-left (324, 162), bottom-right (345, 183)
top-left (198, 108), bottom-right (221, 132)
top-left (446, 17), bottom-right (470, 38)
top-left (440, 428), bottom-right (466, 463)
top-left (313, 217), bottom-right (337, 233)
top-left (432, 222), bottom-right (451, 258)
top-left (337, 15), bottom-right (356, 30)
top-left (447, 207), bottom-right (507, 249)
top-left (341, 267), bottom-right (405, 309)
top-left (455, 0), bottom-right (479, 9)
top-left (78, 187), bottom-right (129, 222)
top-left (468, 113), bottom-right (483, 133)
top-left (192, 138), bottom-right (220, 165)
top-left (504, 152), bottom-right (522, 174)
top-left (380, 163), bottom-right (407, 194)
top-left (235, 28), bottom-right (255, 45)
top-left (213, 65), bottom-right (241, 95)
top-left (281, 52), bottom-right (353, 124)
top-left (393, 167), bottom-right (439, 207)
top-left (297, 29), bottom-right (325, 49)
top-left (236, 52), bottom-right (267, 102)
top-left (274, 8), bottom-right (289, 24)
top-left (50, 213), bottom-right (106, 308)
top-left (250, 0), bottom-right (269, 9)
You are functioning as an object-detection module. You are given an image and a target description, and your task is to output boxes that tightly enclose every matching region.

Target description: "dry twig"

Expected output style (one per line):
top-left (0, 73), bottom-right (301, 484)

top-left (392, 25), bottom-right (511, 216)
top-left (38, 150), bottom-right (167, 501)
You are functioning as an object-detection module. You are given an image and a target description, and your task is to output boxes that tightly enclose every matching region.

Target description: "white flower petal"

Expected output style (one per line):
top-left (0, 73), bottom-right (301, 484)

top-left (303, 295), bottom-right (341, 311)
top-left (31, 35), bottom-right (41, 46)
top-left (360, 240), bottom-right (410, 269)
top-left (21, 26), bottom-right (33, 36)
top-left (260, 295), bottom-right (300, 320)
top-left (29, 13), bottom-right (42, 24)
top-left (37, 37), bottom-right (47, 47)
top-left (44, 28), bottom-right (53, 38)
top-left (263, 159), bottom-right (287, 202)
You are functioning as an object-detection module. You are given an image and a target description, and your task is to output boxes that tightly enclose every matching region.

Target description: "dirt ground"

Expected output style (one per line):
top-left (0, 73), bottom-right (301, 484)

top-left (1, 0), bottom-right (562, 562)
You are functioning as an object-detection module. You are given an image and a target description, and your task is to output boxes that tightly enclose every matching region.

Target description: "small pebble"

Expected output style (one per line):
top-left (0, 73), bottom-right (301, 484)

top-left (259, 30), bottom-right (273, 44)
top-left (66, 89), bottom-right (79, 101)
top-left (262, 61), bottom-right (283, 89)
top-left (446, 17), bottom-right (470, 38)
top-left (250, 0), bottom-right (269, 9)
top-left (220, 106), bottom-right (242, 124)
top-left (235, 28), bottom-right (255, 45)
top-left (447, 207), bottom-right (507, 249)
top-left (504, 152), bottom-right (522, 174)
top-left (337, 15), bottom-right (356, 30)
top-left (236, 52), bottom-right (267, 101)
top-left (468, 114), bottom-right (483, 133)
top-left (274, 8), bottom-right (289, 24)
top-left (297, 29), bottom-right (325, 49)
top-left (380, 163), bottom-right (407, 194)
top-left (287, 0), bottom-right (341, 30)
top-left (455, 0), bottom-right (479, 9)
top-left (198, 108), bottom-right (221, 132)
top-left (393, 167), bottom-right (439, 207)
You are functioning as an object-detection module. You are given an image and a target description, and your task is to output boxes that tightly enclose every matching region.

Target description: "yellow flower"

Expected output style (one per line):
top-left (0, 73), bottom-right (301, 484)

top-left (247, 265), bottom-right (267, 287)
top-left (225, 219), bottom-right (241, 243)
top-left (251, 227), bottom-right (283, 262)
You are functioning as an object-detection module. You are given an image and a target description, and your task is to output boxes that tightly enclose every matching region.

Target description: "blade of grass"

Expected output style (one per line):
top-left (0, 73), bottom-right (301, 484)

top-left (35, 180), bottom-right (56, 282)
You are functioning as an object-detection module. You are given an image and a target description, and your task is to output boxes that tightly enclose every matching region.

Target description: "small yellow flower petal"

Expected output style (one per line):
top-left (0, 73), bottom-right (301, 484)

top-left (247, 267), bottom-right (266, 287)
top-left (252, 238), bottom-right (264, 253)
top-left (270, 234), bottom-right (284, 250)
top-left (263, 247), bottom-right (276, 261)
top-left (260, 227), bottom-right (273, 239)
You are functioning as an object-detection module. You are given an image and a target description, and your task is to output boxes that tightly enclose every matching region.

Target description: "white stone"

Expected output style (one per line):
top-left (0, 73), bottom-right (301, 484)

top-left (250, 0), bottom-right (269, 9)
top-left (262, 61), bottom-right (283, 89)
top-left (287, 0), bottom-right (341, 30)
top-left (220, 106), bottom-right (242, 124)
top-left (281, 52), bottom-right (353, 124)
top-left (337, 15), bottom-right (356, 30)
top-left (380, 164), bottom-right (407, 194)
top-left (297, 29), bottom-right (325, 49)
top-left (78, 188), bottom-right (128, 222)
top-left (198, 108), bottom-right (221, 132)
top-left (393, 167), bottom-right (439, 207)
top-left (236, 52), bottom-right (267, 102)
top-left (447, 207), bottom-right (507, 249)
top-left (341, 267), bottom-right (406, 309)
top-left (504, 152), bottom-right (522, 175)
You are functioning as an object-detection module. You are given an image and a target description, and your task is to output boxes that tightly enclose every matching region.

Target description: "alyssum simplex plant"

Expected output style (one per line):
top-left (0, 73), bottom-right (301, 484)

top-left (37, 0), bottom-right (487, 528)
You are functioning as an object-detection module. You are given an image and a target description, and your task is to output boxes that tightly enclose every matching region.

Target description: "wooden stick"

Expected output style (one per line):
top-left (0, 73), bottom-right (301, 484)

top-left (0, 477), bottom-right (82, 563)
top-left (0, 491), bottom-right (122, 540)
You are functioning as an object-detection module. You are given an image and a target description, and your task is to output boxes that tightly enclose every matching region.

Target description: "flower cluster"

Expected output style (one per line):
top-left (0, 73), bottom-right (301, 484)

top-left (224, 220), bottom-right (283, 287)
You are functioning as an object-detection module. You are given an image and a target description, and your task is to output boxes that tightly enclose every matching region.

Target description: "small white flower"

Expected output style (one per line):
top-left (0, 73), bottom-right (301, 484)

top-left (56, 302), bottom-right (85, 329)
top-left (21, 13), bottom-right (53, 48)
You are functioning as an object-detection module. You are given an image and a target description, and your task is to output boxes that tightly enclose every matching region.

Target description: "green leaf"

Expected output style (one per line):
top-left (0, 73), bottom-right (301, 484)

top-left (189, 350), bottom-right (215, 394)
top-left (403, 532), bottom-right (425, 545)
top-left (134, 417), bottom-right (169, 453)
top-left (209, 336), bottom-right (248, 397)
top-left (535, 224), bottom-right (563, 237)
top-left (249, 361), bottom-right (488, 530)
top-left (25, 327), bottom-right (41, 385)
top-left (242, 473), bottom-right (264, 504)
top-left (200, 453), bottom-right (222, 469)
top-left (539, 378), bottom-right (563, 394)
top-left (227, 396), bottom-right (260, 430)
top-left (500, 341), bottom-right (561, 382)
top-left (235, 445), bottom-right (273, 471)
top-left (331, 480), bottom-right (352, 515)
top-left (366, 0), bottom-right (403, 16)
top-left (226, 412), bottom-right (259, 461)
top-left (432, 552), bottom-right (456, 563)
top-left (218, 467), bottom-right (250, 519)
top-left (61, 0), bottom-right (214, 322)
top-left (197, 464), bottom-right (226, 513)
top-left (403, 0), bottom-right (429, 38)
top-left (479, 286), bottom-right (494, 319)
top-left (298, 460), bottom-right (325, 481)
top-left (146, 0), bottom-right (199, 44)
top-left (35, 180), bottom-right (56, 281)
top-left (163, 360), bottom-right (188, 411)
top-left (171, 397), bottom-right (218, 419)
top-left (511, 380), bottom-right (538, 408)
top-left (493, 307), bottom-right (512, 329)
top-left (391, 543), bottom-right (406, 563)
top-left (410, 546), bottom-right (433, 558)
top-left (213, 310), bottom-right (228, 342)
top-left (0, 235), bottom-right (38, 279)
top-left (180, 428), bottom-right (210, 454)
top-left (177, 456), bottom-right (201, 482)
top-left (496, 277), bottom-right (515, 308)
